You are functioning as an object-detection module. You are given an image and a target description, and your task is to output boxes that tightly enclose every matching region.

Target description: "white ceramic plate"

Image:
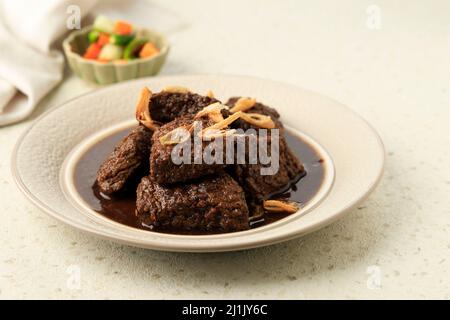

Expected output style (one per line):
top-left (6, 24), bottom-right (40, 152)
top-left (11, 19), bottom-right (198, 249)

top-left (12, 75), bottom-right (384, 252)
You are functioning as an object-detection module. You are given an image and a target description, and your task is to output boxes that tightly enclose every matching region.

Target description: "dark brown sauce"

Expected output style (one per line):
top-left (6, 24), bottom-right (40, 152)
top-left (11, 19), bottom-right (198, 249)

top-left (74, 127), bottom-right (325, 234)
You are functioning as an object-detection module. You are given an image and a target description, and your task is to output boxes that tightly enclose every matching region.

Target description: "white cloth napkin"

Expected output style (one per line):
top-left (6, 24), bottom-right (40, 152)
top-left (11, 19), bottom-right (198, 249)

top-left (0, 0), bottom-right (97, 126)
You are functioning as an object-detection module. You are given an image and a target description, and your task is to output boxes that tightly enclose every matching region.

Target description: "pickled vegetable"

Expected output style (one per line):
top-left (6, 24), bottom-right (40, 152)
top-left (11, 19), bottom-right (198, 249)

top-left (114, 20), bottom-right (133, 35)
top-left (139, 42), bottom-right (159, 58)
top-left (123, 38), bottom-right (147, 59)
top-left (98, 44), bottom-right (124, 61)
top-left (110, 34), bottom-right (134, 46)
top-left (83, 43), bottom-right (102, 60)
top-left (88, 30), bottom-right (100, 43)
top-left (93, 15), bottom-right (114, 34)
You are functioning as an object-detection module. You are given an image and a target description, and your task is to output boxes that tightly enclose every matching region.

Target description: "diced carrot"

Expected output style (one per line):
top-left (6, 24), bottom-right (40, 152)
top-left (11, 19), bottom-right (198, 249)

top-left (97, 33), bottom-right (110, 47)
top-left (83, 43), bottom-right (102, 60)
top-left (114, 20), bottom-right (133, 35)
top-left (139, 42), bottom-right (159, 58)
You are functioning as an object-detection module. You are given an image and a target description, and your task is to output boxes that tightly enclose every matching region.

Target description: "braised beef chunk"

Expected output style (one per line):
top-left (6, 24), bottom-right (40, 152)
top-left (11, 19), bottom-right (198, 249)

top-left (93, 87), bottom-right (311, 234)
top-left (136, 173), bottom-right (249, 232)
top-left (225, 97), bottom-right (283, 130)
top-left (96, 126), bottom-right (152, 195)
top-left (229, 133), bottom-right (305, 210)
top-left (150, 91), bottom-right (219, 123)
top-left (150, 116), bottom-right (227, 184)
top-left (221, 97), bottom-right (304, 210)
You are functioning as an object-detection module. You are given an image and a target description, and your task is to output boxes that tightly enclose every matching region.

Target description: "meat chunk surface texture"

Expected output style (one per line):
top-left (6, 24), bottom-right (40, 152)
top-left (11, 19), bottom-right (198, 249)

top-left (226, 97), bottom-right (283, 131)
top-left (150, 91), bottom-right (218, 123)
top-left (150, 116), bottom-right (227, 184)
top-left (224, 97), bottom-right (304, 210)
top-left (96, 126), bottom-right (152, 195)
top-left (136, 173), bottom-right (249, 232)
top-left (230, 136), bottom-right (304, 209)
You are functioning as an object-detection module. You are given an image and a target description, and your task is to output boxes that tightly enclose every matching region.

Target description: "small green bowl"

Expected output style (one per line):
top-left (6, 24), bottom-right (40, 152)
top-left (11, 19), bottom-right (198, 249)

top-left (63, 26), bottom-right (169, 85)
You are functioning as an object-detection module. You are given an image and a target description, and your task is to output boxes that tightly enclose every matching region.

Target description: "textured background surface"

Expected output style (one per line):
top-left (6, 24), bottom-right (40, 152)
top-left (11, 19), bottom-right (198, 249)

top-left (0, 0), bottom-right (449, 299)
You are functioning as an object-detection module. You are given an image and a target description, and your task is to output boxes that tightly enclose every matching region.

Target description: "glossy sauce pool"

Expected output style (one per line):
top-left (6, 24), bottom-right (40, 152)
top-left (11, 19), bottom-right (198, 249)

top-left (74, 128), bottom-right (325, 235)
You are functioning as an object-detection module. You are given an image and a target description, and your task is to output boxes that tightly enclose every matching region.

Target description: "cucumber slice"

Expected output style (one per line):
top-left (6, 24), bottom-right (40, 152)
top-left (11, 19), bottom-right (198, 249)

top-left (98, 44), bottom-right (124, 61)
top-left (110, 34), bottom-right (134, 46)
top-left (88, 30), bottom-right (100, 43)
top-left (123, 38), bottom-right (148, 59)
top-left (93, 15), bottom-right (114, 34)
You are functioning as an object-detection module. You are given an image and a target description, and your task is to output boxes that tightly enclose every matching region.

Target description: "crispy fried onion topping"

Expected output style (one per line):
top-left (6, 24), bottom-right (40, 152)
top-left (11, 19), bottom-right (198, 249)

top-left (194, 102), bottom-right (229, 123)
top-left (199, 111), bottom-right (243, 139)
top-left (239, 112), bottom-right (275, 129)
top-left (135, 87), bottom-right (159, 131)
top-left (229, 97), bottom-right (275, 128)
top-left (162, 86), bottom-right (191, 94)
top-left (199, 110), bottom-right (275, 139)
top-left (159, 107), bottom-right (276, 144)
top-left (159, 122), bottom-right (196, 145)
top-left (230, 97), bottom-right (256, 113)
top-left (206, 90), bottom-right (215, 98)
top-left (263, 200), bottom-right (300, 213)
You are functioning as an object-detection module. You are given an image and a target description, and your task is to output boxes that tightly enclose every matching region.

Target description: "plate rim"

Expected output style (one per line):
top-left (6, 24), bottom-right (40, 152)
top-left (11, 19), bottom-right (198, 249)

top-left (11, 74), bottom-right (385, 252)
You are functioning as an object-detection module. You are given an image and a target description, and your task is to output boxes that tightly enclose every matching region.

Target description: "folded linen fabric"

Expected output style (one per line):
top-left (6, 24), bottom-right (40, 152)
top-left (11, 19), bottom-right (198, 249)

top-left (0, 0), bottom-right (97, 126)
